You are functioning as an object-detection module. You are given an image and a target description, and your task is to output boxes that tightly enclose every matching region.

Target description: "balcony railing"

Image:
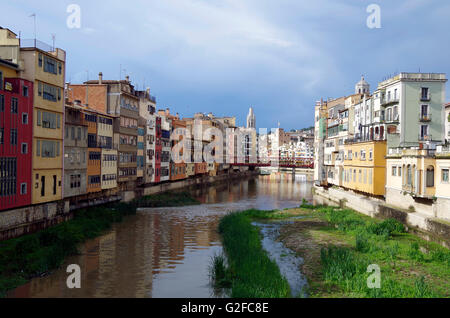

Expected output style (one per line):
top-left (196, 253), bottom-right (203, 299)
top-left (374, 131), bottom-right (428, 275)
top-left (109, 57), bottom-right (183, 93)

top-left (418, 134), bottom-right (432, 142)
top-left (419, 113), bottom-right (432, 122)
top-left (20, 39), bottom-right (54, 52)
top-left (420, 93), bottom-right (431, 102)
top-left (88, 142), bottom-right (119, 150)
top-left (381, 97), bottom-right (399, 106)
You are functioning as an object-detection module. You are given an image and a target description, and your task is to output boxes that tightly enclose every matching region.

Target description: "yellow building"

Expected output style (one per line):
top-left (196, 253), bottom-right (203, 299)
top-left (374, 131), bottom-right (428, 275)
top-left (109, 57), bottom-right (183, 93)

top-left (435, 151), bottom-right (450, 220)
top-left (98, 113), bottom-right (118, 191)
top-left (386, 149), bottom-right (436, 199)
top-left (0, 29), bottom-right (66, 204)
top-left (343, 140), bottom-right (386, 196)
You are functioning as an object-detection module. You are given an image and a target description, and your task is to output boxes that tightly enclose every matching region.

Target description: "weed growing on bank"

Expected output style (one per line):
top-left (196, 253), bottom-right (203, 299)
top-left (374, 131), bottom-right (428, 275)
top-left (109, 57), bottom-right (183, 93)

top-left (213, 211), bottom-right (291, 298)
top-left (0, 191), bottom-right (200, 297)
top-left (305, 205), bottom-right (450, 297)
top-left (220, 205), bottom-right (450, 298)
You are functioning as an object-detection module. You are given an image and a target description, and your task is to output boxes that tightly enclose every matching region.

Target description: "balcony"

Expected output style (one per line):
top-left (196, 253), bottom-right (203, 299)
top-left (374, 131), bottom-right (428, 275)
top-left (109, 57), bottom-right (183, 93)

top-left (418, 134), bottom-right (432, 142)
top-left (381, 97), bottom-right (399, 106)
top-left (419, 113), bottom-right (432, 122)
top-left (420, 94), bottom-right (431, 102)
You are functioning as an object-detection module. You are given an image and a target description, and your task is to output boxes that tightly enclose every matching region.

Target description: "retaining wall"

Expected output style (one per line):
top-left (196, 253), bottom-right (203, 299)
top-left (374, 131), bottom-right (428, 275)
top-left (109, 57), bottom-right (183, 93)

top-left (314, 186), bottom-right (450, 248)
top-left (0, 169), bottom-right (258, 241)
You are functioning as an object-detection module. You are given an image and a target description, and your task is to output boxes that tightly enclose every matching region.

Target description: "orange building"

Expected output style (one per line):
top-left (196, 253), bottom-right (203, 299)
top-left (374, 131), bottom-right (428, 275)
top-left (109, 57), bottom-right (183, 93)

top-left (85, 109), bottom-right (102, 193)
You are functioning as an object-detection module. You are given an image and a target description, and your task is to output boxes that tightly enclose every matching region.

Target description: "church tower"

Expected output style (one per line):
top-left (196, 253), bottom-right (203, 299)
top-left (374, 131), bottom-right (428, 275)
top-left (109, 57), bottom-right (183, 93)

top-left (355, 75), bottom-right (370, 94)
top-left (246, 107), bottom-right (256, 129)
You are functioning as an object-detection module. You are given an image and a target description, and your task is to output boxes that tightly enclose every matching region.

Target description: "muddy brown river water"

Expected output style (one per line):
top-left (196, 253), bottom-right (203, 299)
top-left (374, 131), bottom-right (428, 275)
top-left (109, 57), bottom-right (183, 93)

top-left (8, 174), bottom-right (314, 298)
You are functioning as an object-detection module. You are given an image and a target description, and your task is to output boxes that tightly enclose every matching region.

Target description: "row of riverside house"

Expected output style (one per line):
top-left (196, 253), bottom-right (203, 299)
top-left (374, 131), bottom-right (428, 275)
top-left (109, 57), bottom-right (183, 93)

top-left (0, 27), bottom-right (242, 214)
top-left (314, 74), bottom-right (450, 221)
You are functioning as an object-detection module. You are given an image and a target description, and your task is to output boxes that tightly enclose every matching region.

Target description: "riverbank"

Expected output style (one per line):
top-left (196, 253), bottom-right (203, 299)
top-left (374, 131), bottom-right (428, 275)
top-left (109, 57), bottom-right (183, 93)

top-left (0, 191), bottom-right (200, 297)
top-left (219, 205), bottom-right (450, 298)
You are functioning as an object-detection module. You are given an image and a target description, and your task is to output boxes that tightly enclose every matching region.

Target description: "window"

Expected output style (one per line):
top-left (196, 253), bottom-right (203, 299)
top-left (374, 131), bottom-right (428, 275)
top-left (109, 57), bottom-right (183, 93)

top-left (38, 53), bottom-right (43, 67)
top-left (23, 85), bottom-right (28, 97)
top-left (89, 152), bottom-right (101, 161)
top-left (426, 167), bottom-right (434, 187)
top-left (407, 165), bottom-right (412, 185)
top-left (42, 83), bottom-right (59, 102)
top-left (44, 55), bottom-right (58, 74)
top-left (0, 158), bottom-right (17, 197)
top-left (41, 176), bottom-right (45, 197)
top-left (0, 128), bottom-right (3, 144)
top-left (393, 106), bottom-right (398, 120)
top-left (421, 87), bottom-right (429, 100)
top-left (392, 166), bottom-right (397, 176)
top-left (22, 113), bottom-right (28, 124)
top-left (11, 98), bottom-right (18, 113)
top-left (442, 169), bottom-right (449, 183)
top-left (42, 140), bottom-right (57, 158)
top-left (20, 183), bottom-right (27, 195)
top-left (41, 111), bottom-right (58, 129)
top-left (70, 174), bottom-right (81, 189)
top-left (36, 140), bottom-right (40, 156)
top-left (21, 143), bottom-right (28, 154)
top-left (0, 70), bottom-right (2, 89)
top-left (0, 94), bottom-right (4, 111)
top-left (53, 175), bottom-right (57, 195)
top-left (398, 167), bottom-right (402, 177)
top-left (421, 104), bottom-right (429, 117)
top-left (369, 150), bottom-right (373, 160)
top-left (37, 110), bottom-right (41, 126)
top-left (10, 129), bottom-right (17, 145)
top-left (420, 125), bottom-right (429, 139)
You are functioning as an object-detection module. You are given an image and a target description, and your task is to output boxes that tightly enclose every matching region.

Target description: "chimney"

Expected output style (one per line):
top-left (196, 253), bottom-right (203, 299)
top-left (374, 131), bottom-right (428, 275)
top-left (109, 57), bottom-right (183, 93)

top-left (146, 87), bottom-right (150, 94)
top-left (98, 72), bottom-right (103, 84)
top-left (125, 75), bottom-right (130, 82)
top-left (165, 108), bottom-right (170, 116)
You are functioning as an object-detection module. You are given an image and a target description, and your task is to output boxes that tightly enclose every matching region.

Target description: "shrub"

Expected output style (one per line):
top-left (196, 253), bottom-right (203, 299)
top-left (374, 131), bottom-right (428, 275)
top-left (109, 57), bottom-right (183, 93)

top-left (355, 234), bottom-right (370, 253)
top-left (366, 219), bottom-right (405, 237)
top-left (407, 242), bottom-right (424, 262)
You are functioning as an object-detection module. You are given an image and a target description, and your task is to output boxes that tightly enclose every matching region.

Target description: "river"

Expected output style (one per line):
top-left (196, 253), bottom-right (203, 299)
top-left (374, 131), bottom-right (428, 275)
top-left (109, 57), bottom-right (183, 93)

top-left (8, 174), bottom-right (313, 298)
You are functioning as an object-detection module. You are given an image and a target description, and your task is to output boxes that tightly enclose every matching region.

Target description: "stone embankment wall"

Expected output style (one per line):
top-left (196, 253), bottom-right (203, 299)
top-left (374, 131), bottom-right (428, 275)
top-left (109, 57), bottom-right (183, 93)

top-left (314, 186), bottom-right (450, 248)
top-left (0, 169), bottom-right (258, 241)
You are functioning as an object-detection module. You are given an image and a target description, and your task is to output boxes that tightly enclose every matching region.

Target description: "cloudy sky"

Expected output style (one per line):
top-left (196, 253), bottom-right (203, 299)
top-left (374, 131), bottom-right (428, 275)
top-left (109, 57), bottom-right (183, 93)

top-left (2, 0), bottom-right (449, 129)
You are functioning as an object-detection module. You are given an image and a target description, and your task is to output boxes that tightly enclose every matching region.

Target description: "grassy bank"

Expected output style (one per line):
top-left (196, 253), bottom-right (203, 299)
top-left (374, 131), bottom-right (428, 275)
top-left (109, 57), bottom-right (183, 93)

top-left (219, 205), bottom-right (450, 298)
top-left (0, 191), bottom-right (200, 297)
top-left (211, 210), bottom-right (291, 298)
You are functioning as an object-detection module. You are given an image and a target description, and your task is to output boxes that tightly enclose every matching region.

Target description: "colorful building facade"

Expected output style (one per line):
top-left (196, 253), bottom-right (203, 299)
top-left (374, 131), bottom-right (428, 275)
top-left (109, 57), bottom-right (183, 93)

top-left (0, 59), bottom-right (33, 210)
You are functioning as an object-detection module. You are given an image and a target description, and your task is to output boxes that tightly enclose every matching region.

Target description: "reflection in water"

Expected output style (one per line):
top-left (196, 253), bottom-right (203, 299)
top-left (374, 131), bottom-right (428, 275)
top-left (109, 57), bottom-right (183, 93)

top-left (8, 175), bottom-right (313, 298)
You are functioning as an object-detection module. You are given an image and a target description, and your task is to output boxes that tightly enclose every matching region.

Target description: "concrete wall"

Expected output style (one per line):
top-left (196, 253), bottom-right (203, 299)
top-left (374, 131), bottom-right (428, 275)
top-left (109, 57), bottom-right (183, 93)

top-left (0, 169), bottom-right (258, 241)
top-left (0, 201), bottom-right (69, 241)
top-left (314, 185), bottom-right (450, 247)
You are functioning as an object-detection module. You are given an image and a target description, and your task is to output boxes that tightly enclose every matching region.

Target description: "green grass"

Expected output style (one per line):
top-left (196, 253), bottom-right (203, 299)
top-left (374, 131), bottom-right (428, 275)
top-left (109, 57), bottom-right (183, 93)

top-left (0, 191), bottom-right (200, 298)
top-left (219, 205), bottom-right (450, 298)
top-left (303, 205), bottom-right (450, 297)
top-left (213, 211), bottom-right (291, 298)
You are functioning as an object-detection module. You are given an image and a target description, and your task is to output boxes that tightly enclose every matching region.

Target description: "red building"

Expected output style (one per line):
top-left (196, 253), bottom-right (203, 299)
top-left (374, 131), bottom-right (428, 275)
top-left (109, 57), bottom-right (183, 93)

top-left (154, 117), bottom-right (162, 183)
top-left (0, 59), bottom-right (33, 210)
